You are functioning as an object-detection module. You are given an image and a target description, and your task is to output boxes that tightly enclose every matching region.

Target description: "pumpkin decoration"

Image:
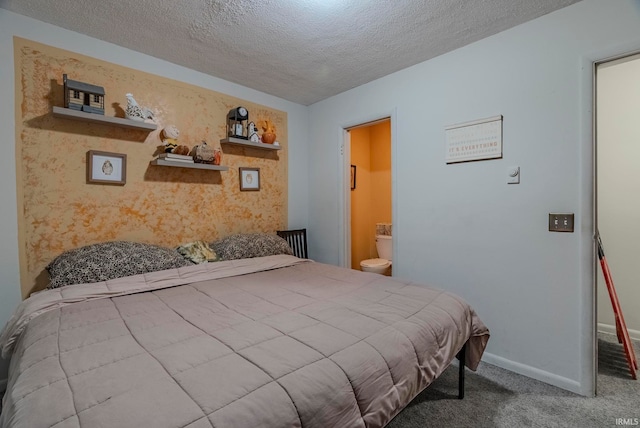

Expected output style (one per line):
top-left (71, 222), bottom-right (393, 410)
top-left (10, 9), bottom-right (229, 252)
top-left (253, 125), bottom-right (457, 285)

top-left (172, 145), bottom-right (190, 156)
top-left (260, 119), bottom-right (277, 144)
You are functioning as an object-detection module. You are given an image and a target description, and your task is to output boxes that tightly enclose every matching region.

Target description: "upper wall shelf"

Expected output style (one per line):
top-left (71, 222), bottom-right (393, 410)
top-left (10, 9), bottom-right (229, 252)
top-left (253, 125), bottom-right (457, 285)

top-left (150, 159), bottom-right (229, 171)
top-left (52, 106), bottom-right (158, 131)
top-left (220, 137), bottom-right (282, 151)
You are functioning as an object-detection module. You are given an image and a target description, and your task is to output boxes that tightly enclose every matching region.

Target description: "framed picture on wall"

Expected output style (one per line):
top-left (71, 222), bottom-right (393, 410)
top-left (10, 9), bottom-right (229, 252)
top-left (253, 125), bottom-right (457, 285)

top-left (351, 165), bottom-right (356, 190)
top-left (87, 150), bottom-right (127, 185)
top-left (239, 167), bottom-right (260, 191)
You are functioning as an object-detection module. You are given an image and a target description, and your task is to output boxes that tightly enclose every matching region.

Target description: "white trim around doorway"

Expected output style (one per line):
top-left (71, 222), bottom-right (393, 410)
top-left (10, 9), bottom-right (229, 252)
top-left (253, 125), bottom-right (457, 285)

top-left (338, 108), bottom-right (398, 271)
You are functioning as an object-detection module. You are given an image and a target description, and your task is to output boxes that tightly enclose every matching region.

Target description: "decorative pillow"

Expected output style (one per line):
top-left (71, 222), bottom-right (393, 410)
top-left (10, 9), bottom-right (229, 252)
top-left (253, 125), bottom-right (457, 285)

top-left (176, 241), bottom-right (220, 264)
top-left (46, 241), bottom-right (193, 289)
top-left (211, 233), bottom-right (293, 261)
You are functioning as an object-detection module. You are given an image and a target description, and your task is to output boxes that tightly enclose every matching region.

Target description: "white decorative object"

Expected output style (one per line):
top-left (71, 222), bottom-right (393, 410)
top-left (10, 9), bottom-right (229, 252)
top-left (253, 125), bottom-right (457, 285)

top-left (248, 122), bottom-right (260, 142)
top-left (125, 93), bottom-right (155, 122)
top-left (445, 115), bottom-right (502, 164)
top-left (162, 124), bottom-right (180, 152)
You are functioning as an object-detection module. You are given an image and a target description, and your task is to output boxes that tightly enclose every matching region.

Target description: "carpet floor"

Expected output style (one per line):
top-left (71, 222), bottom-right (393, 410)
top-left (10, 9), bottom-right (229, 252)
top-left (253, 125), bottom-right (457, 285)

top-left (388, 333), bottom-right (639, 428)
top-left (0, 335), bottom-right (637, 426)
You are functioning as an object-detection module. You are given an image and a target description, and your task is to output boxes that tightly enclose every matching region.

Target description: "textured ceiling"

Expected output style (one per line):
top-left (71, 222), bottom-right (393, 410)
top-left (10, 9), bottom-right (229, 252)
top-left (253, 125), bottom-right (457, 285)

top-left (1, 0), bottom-right (581, 105)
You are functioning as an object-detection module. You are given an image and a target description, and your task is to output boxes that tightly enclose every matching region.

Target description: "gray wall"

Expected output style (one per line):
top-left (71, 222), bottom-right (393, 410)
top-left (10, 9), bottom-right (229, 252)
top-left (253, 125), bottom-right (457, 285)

top-left (0, 9), bottom-right (309, 385)
top-left (307, 0), bottom-right (640, 395)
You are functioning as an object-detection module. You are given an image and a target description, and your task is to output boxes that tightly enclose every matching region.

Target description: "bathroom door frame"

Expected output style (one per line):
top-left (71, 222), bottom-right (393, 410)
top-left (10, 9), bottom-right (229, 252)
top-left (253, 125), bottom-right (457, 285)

top-left (338, 109), bottom-right (398, 270)
top-left (592, 49), bottom-right (640, 393)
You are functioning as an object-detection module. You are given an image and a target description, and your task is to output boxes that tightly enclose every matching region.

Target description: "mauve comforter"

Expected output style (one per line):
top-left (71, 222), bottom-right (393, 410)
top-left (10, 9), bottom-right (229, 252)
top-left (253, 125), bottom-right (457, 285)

top-left (0, 255), bottom-right (489, 428)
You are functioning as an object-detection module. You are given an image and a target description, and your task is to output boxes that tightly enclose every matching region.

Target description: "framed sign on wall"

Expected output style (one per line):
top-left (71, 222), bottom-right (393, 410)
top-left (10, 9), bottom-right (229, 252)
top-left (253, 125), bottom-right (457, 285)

top-left (445, 115), bottom-right (502, 164)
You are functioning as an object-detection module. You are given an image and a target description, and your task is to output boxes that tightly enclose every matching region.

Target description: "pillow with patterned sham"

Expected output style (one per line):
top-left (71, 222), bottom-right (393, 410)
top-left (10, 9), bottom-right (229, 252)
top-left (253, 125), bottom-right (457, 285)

top-left (176, 241), bottom-right (220, 264)
top-left (210, 233), bottom-right (293, 261)
top-left (46, 241), bottom-right (194, 289)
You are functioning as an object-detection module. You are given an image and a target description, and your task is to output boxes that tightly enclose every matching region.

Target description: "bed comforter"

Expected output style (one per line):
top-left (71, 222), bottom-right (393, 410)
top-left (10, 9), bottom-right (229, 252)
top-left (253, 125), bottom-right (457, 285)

top-left (0, 255), bottom-right (489, 428)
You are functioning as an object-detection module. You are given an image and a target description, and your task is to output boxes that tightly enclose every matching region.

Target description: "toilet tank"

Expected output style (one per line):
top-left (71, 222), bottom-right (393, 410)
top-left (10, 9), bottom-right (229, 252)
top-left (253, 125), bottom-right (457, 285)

top-left (375, 235), bottom-right (392, 261)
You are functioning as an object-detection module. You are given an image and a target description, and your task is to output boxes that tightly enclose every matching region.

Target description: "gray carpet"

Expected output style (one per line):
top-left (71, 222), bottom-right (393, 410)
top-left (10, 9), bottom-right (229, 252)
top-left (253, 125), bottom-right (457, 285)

top-left (388, 333), bottom-right (639, 428)
top-left (0, 334), bottom-right (637, 426)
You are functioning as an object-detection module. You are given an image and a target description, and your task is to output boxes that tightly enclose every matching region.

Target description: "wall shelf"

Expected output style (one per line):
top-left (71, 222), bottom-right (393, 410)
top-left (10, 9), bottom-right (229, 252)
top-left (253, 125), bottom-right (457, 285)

top-left (220, 137), bottom-right (282, 151)
top-left (53, 106), bottom-right (158, 131)
top-left (150, 159), bottom-right (229, 171)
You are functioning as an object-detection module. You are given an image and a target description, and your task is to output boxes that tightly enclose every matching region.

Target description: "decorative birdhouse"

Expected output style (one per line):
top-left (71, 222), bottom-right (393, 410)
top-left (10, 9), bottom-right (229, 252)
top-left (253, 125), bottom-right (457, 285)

top-left (63, 74), bottom-right (105, 115)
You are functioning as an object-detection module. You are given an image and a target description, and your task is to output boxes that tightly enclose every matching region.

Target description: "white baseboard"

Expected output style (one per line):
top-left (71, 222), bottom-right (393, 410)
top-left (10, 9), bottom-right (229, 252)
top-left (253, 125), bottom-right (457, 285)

top-left (481, 352), bottom-right (583, 395)
top-left (598, 322), bottom-right (640, 341)
top-left (0, 378), bottom-right (6, 394)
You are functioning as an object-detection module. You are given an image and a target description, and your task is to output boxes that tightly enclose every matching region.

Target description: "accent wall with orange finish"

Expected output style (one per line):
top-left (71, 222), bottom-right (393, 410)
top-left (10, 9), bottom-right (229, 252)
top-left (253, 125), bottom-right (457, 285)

top-left (14, 38), bottom-right (288, 297)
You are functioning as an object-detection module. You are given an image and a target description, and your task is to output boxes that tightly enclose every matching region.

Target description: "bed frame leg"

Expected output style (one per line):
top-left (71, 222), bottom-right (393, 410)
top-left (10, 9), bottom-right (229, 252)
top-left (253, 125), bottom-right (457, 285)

top-left (456, 342), bottom-right (466, 399)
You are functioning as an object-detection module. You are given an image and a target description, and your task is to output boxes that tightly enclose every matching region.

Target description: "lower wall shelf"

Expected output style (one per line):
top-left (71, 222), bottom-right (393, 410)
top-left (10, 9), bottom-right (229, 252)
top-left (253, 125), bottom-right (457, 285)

top-left (150, 159), bottom-right (229, 171)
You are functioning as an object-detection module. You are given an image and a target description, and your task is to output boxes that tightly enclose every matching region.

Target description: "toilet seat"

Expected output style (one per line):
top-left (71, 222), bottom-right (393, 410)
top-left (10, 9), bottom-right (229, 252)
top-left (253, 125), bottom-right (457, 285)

top-left (360, 258), bottom-right (391, 268)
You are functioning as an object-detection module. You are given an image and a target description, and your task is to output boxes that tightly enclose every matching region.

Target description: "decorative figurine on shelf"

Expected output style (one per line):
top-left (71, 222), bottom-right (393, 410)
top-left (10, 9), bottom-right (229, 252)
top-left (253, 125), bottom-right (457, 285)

top-left (63, 74), bottom-right (105, 115)
top-left (260, 119), bottom-right (277, 145)
top-left (248, 122), bottom-right (260, 143)
top-left (162, 125), bottom-right (180, 153)
top-left (213, 148), bottom-right (222, 166)
top-left (192, 141), bottom-right (215, 164)
top-left (172, 145), bottom-right (191, 156)
top-left (227, 106), bottom-right (249, 139)
top-left (161, 125), bottom-right (189, 155)
top-left (125, 93), bottom-right (155, 122)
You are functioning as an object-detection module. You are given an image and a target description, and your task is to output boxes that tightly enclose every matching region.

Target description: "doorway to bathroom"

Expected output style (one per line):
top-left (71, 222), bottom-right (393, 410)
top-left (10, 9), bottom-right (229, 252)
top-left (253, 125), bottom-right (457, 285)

top-left (347, 118), bottom-right (392, 272)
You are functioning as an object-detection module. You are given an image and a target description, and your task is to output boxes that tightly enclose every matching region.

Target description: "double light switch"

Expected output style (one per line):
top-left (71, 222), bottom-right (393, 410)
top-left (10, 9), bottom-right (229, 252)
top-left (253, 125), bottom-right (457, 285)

top-left (549, 213), bottom-right (574, 232)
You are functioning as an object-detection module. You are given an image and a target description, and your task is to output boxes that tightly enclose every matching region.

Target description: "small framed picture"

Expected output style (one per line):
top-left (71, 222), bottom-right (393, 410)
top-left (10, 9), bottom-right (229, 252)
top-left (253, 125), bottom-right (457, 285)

top-left (87, 150), bottom-right (127, 185)
top-left (351, 165), bottom-right (356, 190)
top-left (239, 167), bottom-right (260, 191)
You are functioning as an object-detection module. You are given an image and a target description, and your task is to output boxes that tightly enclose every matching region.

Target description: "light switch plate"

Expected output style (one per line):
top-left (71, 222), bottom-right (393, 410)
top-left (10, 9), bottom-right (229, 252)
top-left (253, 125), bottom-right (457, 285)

top-left (549, 213), bottom-right (574, 232)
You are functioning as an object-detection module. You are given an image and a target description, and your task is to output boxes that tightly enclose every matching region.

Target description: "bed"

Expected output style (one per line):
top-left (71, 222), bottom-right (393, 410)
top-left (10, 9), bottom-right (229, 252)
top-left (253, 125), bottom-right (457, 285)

top-left (0, 238), bottom-right (489, 428)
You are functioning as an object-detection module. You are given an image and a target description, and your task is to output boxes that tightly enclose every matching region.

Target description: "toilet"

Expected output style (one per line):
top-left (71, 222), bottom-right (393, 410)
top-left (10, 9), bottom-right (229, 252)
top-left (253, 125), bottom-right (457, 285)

top-left (360, 235), bottom-right (392, 275)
